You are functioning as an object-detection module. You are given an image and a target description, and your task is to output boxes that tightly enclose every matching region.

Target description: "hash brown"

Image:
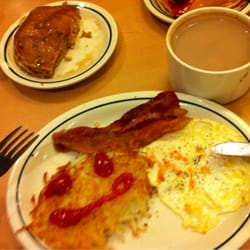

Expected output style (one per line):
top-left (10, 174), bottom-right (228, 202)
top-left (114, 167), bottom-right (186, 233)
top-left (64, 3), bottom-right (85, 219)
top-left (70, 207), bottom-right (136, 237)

top-left (28, 152), bottom-right (154, 249)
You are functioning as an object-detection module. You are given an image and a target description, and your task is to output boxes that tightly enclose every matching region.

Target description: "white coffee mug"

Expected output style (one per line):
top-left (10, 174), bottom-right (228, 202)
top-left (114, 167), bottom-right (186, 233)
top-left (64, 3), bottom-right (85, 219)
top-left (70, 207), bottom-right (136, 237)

top-left (166, 7), bottom-right (250, 104)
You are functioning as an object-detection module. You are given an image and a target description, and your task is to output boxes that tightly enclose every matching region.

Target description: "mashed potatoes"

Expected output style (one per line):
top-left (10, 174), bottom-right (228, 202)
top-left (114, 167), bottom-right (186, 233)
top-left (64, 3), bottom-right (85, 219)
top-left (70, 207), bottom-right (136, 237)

top-left (142, 118), bottom-right (250, 233)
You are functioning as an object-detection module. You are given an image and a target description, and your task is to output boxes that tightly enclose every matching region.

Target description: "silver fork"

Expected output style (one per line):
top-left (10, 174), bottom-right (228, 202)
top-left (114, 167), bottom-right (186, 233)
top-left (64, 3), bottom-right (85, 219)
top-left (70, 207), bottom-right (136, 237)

top-left (0, 126), bottom-right (38, 176)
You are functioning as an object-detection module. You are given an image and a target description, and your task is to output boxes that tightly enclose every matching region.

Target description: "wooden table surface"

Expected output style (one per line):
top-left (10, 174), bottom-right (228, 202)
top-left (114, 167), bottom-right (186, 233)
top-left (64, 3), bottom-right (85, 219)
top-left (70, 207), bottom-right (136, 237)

top-left (0, 0), bottom-right (249, 249)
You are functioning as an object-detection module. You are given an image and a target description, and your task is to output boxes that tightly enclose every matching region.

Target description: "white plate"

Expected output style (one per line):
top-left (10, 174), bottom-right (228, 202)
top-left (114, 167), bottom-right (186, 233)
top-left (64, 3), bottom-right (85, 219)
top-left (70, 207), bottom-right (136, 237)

top-left (7, 91), bottom-right (250, 249)
top-left (0, 1), bottom-right (118, 89)
top-left (144, 0), bottom-right (250, 23)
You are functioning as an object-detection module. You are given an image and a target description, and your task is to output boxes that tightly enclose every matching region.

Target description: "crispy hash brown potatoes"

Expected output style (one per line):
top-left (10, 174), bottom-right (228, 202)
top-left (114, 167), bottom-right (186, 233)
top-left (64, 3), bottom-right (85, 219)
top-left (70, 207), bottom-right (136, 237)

top-left (28, 152), bottom-right (155, 249)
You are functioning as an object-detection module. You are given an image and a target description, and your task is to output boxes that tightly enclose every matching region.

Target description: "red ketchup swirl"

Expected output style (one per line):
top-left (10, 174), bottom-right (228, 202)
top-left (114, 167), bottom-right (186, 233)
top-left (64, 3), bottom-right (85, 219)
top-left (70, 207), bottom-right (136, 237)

top-left (94, 151), bottom-right (114, 177)
top-left (49, 172), bottom-right (134, 227)
top-left (44, 172), bottom-right (72, 198)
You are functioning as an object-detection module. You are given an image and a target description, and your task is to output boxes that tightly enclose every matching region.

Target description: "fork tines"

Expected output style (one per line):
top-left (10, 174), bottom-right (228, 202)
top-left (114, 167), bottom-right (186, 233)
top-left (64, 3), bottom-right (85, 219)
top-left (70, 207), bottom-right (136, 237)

top-left (0, 126), bottom-right (38, 173)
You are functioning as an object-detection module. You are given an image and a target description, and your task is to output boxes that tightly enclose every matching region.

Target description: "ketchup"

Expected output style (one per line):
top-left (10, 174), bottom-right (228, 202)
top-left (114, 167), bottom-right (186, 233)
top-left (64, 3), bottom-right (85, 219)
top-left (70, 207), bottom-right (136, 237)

top-left (44, 172), bottom-right (72, 198)
top-left (94, 151), bottom-right (114, 177)
top-left (49, 172), bottom-right (134, 227)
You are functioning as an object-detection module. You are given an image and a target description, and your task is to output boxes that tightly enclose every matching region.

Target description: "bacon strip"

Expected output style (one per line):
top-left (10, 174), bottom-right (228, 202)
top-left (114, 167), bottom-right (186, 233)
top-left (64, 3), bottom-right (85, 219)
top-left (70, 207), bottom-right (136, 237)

top-left (52, 91), bottom-right (190, 153)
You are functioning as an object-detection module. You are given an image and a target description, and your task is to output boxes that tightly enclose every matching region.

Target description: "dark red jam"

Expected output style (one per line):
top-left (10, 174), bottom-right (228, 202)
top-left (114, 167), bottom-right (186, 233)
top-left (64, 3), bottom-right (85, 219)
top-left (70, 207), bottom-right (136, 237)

top-left (94, 151), bottom-right (114, 177)
top-left (44, 172), bottom-right (72, 198)
top-left (169, 0), bottom-right (193, 17)
top-left (171, 0), bottom-right (190, 4)
top-left (49, 172), bottom-right (134, 227)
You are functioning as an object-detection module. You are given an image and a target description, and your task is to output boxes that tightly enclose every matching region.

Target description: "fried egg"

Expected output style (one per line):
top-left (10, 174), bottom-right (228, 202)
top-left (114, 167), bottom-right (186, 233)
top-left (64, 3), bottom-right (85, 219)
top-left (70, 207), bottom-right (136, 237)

top-left (141, 118), bottom-right (250, 233)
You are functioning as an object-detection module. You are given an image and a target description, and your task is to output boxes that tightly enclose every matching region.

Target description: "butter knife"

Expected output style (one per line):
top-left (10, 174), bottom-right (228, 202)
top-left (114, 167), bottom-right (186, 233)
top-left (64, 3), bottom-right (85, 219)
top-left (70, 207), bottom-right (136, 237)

top-left (211, 142), bottom-right (250, 157)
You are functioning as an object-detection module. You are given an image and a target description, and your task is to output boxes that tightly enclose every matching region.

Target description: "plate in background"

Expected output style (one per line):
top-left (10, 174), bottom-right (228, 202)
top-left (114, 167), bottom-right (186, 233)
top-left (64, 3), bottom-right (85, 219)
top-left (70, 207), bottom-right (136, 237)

top-left (0, 1), bottom-right (118, 89)
top-left (144, 0), bottom-right (250, 23)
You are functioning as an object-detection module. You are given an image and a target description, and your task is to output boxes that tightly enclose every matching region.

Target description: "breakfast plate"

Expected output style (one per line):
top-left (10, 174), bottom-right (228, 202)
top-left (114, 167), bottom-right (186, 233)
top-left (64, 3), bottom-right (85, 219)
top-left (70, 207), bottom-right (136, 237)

top-left (6, 91), bottom-right (250, 249)
top-left (144, 0), bottom-right (250, 23)
top-left (0, 1), bottom-right (118, 89)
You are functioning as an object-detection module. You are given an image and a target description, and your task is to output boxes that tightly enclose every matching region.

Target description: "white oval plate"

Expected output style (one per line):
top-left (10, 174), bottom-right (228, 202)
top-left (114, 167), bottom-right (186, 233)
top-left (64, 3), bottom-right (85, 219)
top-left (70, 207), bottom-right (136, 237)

top-left (144, 0), bottom-right (250, 23)
top-left (0, 1), bottom-right (118, 89)
top-left (7, 91), bottom-right (250, 249)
